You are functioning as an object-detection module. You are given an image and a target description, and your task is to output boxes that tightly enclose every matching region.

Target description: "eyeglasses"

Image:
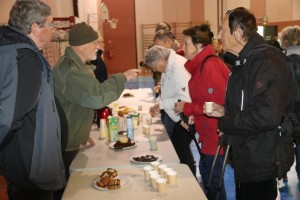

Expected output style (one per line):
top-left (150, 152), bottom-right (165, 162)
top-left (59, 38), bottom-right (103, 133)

top-left (40, 21), bottom-right (56, 29)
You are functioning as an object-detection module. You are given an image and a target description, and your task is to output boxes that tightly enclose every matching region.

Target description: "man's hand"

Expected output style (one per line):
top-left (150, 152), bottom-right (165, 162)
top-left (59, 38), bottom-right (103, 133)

top-left (123, 69), bottom-right (141, 81)
top-left (203, 102), bottom-right (225, 117)
top-left (81, 137), bottom-right (96, 150)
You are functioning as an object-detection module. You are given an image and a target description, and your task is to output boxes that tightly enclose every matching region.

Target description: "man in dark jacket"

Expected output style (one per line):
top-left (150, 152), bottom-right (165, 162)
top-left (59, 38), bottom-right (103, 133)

top-left (0, 1), bottom-right (65, 199)
top-left (204, 7), bottom-right (294, 200)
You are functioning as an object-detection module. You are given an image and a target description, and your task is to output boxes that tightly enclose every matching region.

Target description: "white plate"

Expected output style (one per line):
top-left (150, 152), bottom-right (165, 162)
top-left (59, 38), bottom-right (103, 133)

top-left (93, 175), bottom-right (132, 191)
top-left (109, 142), bottom-right (137, 150)
top-left (130, 153), bottom-right (163, 164)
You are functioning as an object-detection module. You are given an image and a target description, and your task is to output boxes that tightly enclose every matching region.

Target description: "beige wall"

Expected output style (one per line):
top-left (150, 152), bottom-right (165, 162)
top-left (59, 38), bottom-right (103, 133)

top-left (1, 0), bottom-right (299, 70)
top-left (0, 0), bottom-right (74, 24)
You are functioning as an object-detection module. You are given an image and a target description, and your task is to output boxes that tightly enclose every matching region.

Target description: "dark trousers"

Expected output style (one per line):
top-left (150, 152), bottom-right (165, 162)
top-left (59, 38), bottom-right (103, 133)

top-left (54, 149), bottom-right (79, 200)
top-left (7, 182), bottom-right (53, 200)
top-left (171, 122), bottom-right (196, 176)
top-left (236, 179), bottom-right (277, 200)
top-left (199, 154), bottom-right (227, 200)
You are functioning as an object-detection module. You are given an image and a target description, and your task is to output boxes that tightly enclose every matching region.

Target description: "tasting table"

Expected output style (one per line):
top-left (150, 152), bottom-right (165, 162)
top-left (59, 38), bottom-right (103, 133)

top-left (62, 164), bottom-right (207, 200)
top-left (69, 88), bottom-right (180, 172)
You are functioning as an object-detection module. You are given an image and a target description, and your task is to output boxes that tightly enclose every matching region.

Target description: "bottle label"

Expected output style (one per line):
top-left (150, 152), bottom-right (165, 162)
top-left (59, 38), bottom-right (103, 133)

top-left (108, 116), bottom-right (118, 142)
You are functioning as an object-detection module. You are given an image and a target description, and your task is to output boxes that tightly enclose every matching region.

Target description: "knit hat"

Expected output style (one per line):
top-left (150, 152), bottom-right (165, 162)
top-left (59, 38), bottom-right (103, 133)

top-left (69, 22), bottom-right (98, 46)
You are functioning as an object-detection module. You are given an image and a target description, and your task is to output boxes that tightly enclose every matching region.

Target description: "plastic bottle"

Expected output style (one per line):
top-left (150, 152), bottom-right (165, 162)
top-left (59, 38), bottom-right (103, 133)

top-left (99, 119), bottom-right (108, 139)
top-left (126, 116), bottom-right (134, 141)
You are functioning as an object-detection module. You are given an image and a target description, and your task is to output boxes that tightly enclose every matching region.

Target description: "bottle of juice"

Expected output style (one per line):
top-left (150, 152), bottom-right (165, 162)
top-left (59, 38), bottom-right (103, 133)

top-left (99, 119), bottom-right (108, 139)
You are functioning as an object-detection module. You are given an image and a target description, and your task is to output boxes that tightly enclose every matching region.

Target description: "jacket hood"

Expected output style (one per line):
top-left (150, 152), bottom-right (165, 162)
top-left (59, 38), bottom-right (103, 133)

top-left (238, 32), bottom-right (266, 60)
top-left (0, 25), bottom-right (36, 49)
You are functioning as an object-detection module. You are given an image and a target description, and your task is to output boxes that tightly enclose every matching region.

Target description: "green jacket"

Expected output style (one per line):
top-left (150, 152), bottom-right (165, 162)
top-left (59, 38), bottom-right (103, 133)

top-left (53, 47), bottom-right (126, 151)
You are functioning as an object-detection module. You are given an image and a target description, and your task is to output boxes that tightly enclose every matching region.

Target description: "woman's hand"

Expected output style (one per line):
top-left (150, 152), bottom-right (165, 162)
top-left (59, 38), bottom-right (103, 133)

top-left (149, 104), bottom-right (160, 117)
top-left (180, 115), bottom-right (194, 130)
top-left (174, 101), bottom-right (185, 114)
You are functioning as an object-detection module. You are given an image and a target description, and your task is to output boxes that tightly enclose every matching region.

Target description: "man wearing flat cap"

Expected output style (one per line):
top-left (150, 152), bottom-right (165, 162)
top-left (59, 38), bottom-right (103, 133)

top-left (53, 22), bottom-right (139, 196)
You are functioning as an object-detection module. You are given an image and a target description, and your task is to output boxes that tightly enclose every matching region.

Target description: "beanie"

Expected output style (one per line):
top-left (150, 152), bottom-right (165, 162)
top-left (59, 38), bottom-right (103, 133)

top-left (69, 22), bottom-right (98, 46)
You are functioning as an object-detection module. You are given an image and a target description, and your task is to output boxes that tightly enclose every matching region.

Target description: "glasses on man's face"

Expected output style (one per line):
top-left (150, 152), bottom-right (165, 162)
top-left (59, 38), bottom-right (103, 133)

top-left (40, 21), bottom-right (56, 29)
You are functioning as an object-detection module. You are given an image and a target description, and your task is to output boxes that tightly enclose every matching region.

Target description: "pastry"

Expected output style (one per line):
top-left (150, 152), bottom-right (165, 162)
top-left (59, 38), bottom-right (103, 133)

top-left (113, 138), bottom-right (135, 149)
top-left (106, 168), bottom-right (118, 178)
top-left (117, 106), bottom-right (132, 117)
top-left (96, 168), bottom-right (121, 189)
top-left (119, 135), bottom-right (129, 144)
top-left (107, 179), bottom-right (121, 190)
top-left (96, 176), bottom-right (110, 188)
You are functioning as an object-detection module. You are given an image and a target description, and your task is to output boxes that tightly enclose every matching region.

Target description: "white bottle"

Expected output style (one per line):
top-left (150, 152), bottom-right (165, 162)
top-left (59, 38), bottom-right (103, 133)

top-left (126, 116), bottom-right (134, 141)
top-left (99, 119), bottom-right (108, 139)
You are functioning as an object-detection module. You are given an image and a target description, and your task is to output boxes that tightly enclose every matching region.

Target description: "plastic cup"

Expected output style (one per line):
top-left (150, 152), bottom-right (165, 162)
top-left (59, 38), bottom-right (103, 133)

top-left (205, 102), bottom-right (214, 113)
top-left (146, 116), bottom-right (152, 125)
top-left (138, 104), bottom-right (143, 111)
top-left (142, 125), bottom-right (150, 135)
top-left (149, 135), bottom-right (158, 151)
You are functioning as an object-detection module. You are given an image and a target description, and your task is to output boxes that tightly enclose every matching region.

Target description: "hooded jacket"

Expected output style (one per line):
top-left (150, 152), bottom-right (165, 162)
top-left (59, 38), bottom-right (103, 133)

top-left (183, 44), bottom-right (230, 155)
top-left (219, 33), bottom-right (294, 183)
top-left (53, 47), bottom-right (127, 151)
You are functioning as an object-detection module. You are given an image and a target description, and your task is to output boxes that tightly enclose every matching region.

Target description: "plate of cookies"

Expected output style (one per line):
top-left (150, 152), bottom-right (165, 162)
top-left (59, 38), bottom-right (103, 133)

top-left (130, 153), bottom-right (163, 164)
top-left (94, 168), bottom-right (132, 191)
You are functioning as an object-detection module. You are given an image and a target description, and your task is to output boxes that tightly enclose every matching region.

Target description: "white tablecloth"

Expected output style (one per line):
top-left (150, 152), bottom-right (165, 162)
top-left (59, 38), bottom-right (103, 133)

top-left (69, 88), bottom-right (180, 172)
top-left (62, 164), bottom-right (207, 200)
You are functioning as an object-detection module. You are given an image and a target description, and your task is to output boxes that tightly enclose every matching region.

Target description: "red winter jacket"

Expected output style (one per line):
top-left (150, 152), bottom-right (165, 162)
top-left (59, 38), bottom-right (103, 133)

top-left (183, 45), bottom-right (230, 155)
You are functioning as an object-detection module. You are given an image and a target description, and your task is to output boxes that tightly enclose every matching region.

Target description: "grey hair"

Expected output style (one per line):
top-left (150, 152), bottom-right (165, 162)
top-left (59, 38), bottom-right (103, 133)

top-left (8, 0), bottom-right (51, 35)
top-left (145, 45), bottom-right (171, 68)
top-left (280, 25), bottom-right (300, 49)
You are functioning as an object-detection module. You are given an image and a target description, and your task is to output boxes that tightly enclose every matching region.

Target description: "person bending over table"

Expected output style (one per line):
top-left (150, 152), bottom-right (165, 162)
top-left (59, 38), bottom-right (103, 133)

top-left (145, 45), bottom-right (196, 176)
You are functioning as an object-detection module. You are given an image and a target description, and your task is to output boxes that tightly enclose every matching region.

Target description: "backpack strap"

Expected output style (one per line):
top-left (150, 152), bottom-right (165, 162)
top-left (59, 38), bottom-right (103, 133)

top-left (200, 54), bottom-right (222, 73)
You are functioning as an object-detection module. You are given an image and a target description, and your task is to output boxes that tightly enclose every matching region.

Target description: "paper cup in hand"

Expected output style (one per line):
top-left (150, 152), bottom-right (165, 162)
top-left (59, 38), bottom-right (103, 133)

top-left (205, 102), bottom-right (214, 113)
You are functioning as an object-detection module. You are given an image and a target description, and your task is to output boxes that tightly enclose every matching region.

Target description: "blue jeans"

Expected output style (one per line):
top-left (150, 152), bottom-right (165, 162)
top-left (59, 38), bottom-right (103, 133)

top-left (199, 154), bottom-right (227, 200)
top-left (160, 110), bottom-right (175, 138)
top-left (295, 144), bottom-right (300, 179)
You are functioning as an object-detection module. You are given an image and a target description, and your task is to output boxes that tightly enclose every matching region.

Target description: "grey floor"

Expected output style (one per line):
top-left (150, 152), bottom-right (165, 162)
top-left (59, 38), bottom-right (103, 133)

top-left (190, 139), bottom-right (300, 200)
